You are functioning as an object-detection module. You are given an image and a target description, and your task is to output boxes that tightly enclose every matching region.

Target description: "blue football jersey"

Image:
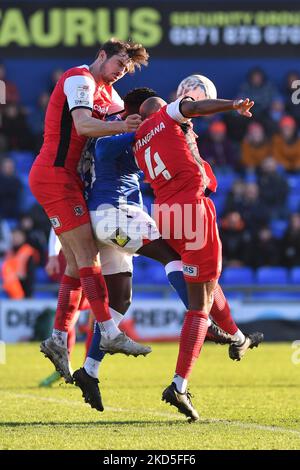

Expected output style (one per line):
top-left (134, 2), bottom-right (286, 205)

top-left (81, 130), bottom-right (143, 210)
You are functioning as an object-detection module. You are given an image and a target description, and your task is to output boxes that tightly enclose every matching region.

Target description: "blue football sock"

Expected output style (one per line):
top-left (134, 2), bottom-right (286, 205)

top-left (165, 261), bottom-right (188, 309)
top-left (87, 322), bottom-right (105, 363)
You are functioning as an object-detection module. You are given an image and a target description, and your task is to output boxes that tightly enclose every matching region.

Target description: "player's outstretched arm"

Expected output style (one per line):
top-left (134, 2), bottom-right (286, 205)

top-left (181, 98), bottom-right (254, 118)
top-left (72, 108), bottom-right (141, 137)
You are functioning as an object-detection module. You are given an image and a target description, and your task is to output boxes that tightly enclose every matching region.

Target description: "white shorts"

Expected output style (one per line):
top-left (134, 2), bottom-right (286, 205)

top-left (98, 244), bottom-right (133, 275)
top-left (90, 205), bottom-right (160, 274)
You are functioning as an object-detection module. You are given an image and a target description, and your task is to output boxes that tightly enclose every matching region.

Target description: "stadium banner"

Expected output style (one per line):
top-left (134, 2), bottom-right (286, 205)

top-left (0, 299), bottom-right (57, 343)
top-left (1, 298), bottom-right (300, 343)
top-left (0, 2), bottom-right (300, 58)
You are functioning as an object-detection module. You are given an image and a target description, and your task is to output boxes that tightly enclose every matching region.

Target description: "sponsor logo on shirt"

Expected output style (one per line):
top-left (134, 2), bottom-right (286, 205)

top-left (74, 205), bottom-right (85, 216)
top-left (112, 228), bottom-right (131, 247)
top-left (94, 103), bottom-right (110, 114)
top-left (50, 216), bottom-right (61, 229)
top-left (183, 264), bottom-right (199, 277)
top-left (75, 85), bottom-right (90, 106)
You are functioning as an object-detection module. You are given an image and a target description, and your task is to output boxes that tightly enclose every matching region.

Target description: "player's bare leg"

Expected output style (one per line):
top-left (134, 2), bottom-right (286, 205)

top-left (59, 224), bottom-right (151, 357)
top-left (137, 239), bottom-right (234, 345)
top-left (73, 272), bottom-right (135, 411)
top-left (162, 280), bottom-right (216, 422)
top-left (40, 244), bottom-right (81, 383)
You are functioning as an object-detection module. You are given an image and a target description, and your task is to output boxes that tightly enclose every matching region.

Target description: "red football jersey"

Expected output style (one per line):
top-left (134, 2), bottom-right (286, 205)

top-left (35, 65), bottom-right (124, 173)
top-left (134, 98), bottom-right (216, 204)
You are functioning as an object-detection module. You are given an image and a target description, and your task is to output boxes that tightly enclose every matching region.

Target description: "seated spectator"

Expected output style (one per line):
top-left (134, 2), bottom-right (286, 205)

top-left (28, 203), bottom-right (51, 240)
top-left (48, 68), bottom-right (64, 94)
top-left (0, 103), bottom-right (34, 151)
top-left (0, 63), bottom-right (20, 104)
top-left (224, 180), bottom-right (246, 215)
top-left (227, 182), bottom-right (270, 234)
top-left (272, 115), bottom-right (300, 172)
top-left (19, 214), bottom-right (47, 265)
top-left (266, 96), bottom-right (286, 135)
top-left (2, 228), bottom-right (39, 299)
top-left (284, 71), bottom-right (300, 126)
top-left (0, 158), bottom-right (23, 219)
top-left (257, 156), bottom-right (289, 219)
top-left (0, 217), bottom-right (11, 258)
top-left (198, 120), bottom-right (239, 170)
top-left (281, 213), bottom-right (300, 267)
top-left (28, 92), bottom-right (50, 153)
top-left (241, 122), bottom-right (272, 168)
top-left (246, 226), bottom-right (280, 268)
top-left (219, 211), bottom-right (250, 266)
top-left (237, 67), bottom-right (278, 124)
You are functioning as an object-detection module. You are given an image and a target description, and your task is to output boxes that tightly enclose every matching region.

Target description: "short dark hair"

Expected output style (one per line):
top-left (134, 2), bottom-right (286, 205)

top-left (98, 38), bottom-right (149, 72)
top-left (123, 87), bottom-right (157, 114)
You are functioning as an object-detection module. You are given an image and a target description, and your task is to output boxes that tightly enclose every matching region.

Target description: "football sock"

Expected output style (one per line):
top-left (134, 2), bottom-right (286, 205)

top-left (84, 308), bottom-right (124, 378)
top-left (54, 275), bottom-right (82, 333)
top-left (210, 284), bottom-right (242, 337)
top-left (165, 261), bottom-right (188, 308)
top-left (79, 266), bottom-right (111, 322)
top-left (172, 374), bottom-right (188, 394)
top-left (175, 310), bottom-right (208, 381)
top-left (232, 329), bottom-right (246, 345)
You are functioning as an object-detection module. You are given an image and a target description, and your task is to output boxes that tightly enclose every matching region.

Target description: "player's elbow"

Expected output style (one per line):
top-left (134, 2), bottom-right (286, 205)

top-left (72, 113), bottom-right (92, 136)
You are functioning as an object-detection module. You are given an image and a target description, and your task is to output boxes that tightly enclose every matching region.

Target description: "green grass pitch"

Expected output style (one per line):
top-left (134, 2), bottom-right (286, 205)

top-left (0, 342), bottom-right (300, 450)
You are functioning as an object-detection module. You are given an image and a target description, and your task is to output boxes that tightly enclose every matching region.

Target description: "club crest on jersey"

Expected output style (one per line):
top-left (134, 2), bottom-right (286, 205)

top-left (183, 264), bottom-right (199, 277)
top-left (75, 85), bottom-right (90, 105)
top-left (112, 228), bottom-right (131, 248)
top-left (50, 216), bottom-right (61, 229)
top-left (74, 205), bottom-right (85, 216)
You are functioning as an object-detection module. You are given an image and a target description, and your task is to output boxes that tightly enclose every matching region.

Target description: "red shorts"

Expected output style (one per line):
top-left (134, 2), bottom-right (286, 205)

top-left (29, 164), bottom-right (90, 235)
top-left (155, 197), bottom-right (222, 283)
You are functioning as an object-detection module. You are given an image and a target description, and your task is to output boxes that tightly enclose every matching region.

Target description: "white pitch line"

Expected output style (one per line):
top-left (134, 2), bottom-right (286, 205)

top-left (2, 391), bottom-right (300, 437)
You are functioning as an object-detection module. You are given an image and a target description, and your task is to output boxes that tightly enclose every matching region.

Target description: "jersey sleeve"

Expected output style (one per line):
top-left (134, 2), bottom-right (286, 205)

top-left (95, 133), bottom-right (135, 161)
top-left (63, 73), bottom-right (96, 112)
top-left (107, 88), bottom-right (125, 115)
top-left (166, 97), bottom-right (193, 123)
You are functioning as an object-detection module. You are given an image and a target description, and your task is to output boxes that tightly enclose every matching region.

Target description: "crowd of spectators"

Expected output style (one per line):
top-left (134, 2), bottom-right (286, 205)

top-left (1, 63), bottom-right (300, 297)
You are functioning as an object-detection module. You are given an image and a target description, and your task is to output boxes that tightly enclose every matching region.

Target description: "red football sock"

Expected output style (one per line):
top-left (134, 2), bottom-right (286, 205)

top-left (54, 275), bottom-right (82, 332)
top-left (85, 325), bottom-right (94, 359)
top-left (79, 266), bottom-right (111, 322)
top-left (67, 310), bottom-right (80, 356)
top-left (175, 310), bottom-right (208, 379)
top-left (210, 284), bottom-right (238, 335)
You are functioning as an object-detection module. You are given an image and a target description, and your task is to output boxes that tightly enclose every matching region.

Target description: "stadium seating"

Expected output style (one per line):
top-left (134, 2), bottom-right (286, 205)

top-left (256, 267), bottom-right (288, 285)
top-left (221, 267), bottom-right (255, 285)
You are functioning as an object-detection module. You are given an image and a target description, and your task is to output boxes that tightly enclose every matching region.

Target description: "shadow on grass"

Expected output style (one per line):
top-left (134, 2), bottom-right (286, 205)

top-left (0, 420), bottom-right (187, 427)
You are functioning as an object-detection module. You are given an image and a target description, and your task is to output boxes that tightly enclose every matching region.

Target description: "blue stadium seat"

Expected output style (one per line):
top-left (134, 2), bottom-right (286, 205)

top-left (35, 267), bottom-right (51, 284)
top-left (287, 193), bottom-right (300, 213)
top-left (287, 174), bottom-right (300, 191)
top-left (214, 171), bottom-right (236, 193)
top-left (270, 219), bottom-right (288, 239)
top-left (34, 291), bottom-right (56, 299)
top-left (290, 267), bottom-right (300, 284)
top-left (221, 267), bottom-right (254, 285)
top-left (210, 193), bottom-right (227, 215)
top-left (9, 151), bottom-right (34, 174)
top-left (5, 218), bottom-right (18, 230)
top-left (256, 267), bottom-right (288, 285)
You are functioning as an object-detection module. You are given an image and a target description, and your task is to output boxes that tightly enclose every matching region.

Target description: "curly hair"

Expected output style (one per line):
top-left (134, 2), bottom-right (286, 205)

top-left (97, 38), bottom-right (149, 72)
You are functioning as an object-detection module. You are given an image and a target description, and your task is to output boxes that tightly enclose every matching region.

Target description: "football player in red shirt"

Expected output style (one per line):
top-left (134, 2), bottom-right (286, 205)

top-left (29, 39), bottom-right (151, 383)
top-left (134, 93), bottom-right (255, 421)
